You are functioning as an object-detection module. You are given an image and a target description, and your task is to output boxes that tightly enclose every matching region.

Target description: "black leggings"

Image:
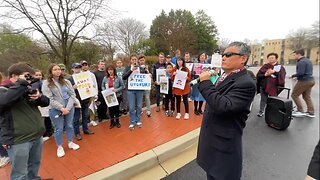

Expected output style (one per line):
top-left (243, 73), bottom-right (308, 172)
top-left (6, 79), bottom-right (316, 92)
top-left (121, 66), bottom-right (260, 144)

top-left (109, 105), bottom-right (120, 119)
top-left (175, 94), bottom-right (189, 113)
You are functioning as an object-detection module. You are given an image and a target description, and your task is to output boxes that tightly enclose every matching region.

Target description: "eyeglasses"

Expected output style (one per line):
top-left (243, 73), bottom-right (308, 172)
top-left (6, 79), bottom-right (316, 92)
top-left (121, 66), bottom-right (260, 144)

top-left (222, 52), bottom-right (243, 58)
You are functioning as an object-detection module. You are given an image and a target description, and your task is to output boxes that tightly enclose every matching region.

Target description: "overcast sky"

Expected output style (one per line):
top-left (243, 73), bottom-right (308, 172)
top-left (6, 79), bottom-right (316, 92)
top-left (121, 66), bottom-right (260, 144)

top-left (109, 0), bottom-right (319, 42)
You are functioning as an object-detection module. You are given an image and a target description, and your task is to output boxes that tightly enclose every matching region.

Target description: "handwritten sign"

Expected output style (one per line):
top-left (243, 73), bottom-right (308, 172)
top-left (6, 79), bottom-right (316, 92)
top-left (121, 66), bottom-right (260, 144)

top-left (128, 74), bottom-right (151, 90)
top-left (72, 72), bottom-right (97, 100)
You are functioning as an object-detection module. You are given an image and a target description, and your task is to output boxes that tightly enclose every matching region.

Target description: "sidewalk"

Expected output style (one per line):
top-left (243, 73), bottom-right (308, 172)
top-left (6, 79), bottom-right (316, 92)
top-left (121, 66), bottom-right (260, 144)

top-left (0, 102), bottom-right (202, 180)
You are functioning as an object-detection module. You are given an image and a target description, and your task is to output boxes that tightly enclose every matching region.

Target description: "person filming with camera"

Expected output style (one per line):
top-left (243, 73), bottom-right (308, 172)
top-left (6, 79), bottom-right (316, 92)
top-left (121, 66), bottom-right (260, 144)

top-left (0, 62), bottom-right (50, 180)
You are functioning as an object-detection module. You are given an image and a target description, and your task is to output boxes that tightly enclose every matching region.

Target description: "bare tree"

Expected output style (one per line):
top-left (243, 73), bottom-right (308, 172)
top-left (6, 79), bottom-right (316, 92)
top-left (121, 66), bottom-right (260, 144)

top-left (95, 23), bottom-right (118, 61)
top-left (114, 18), bottom-right (147, 55)
top-left (217, 38), bottom-right (231, 50)
top-left (286, 25), bottom-right (319, 58)
top-left (0, 0), bottom-right (113, 66)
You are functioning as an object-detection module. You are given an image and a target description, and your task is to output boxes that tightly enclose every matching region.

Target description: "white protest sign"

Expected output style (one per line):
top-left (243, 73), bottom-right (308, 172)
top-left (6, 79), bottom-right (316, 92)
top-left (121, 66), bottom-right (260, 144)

top-left (186, 63), bottom-right (194, 72)
top-left (156, 69), bottom-right (166, 83)
top-left (173, 70), bottom-right (188, 90)
top-left (101, 88), bottom-right (119, 107)
top-left (211, 53), bottom-right (222, 67)
top-left (128, 73), bottom-right (151, 90)
top-left (159, 76), bottom-right (169, 94)
top-left (72, 72), bottom-right (97, 100)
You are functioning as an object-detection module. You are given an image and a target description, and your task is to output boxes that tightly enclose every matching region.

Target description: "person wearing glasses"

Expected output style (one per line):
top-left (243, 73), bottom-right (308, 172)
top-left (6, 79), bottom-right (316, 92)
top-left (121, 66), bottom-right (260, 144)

top-left (196, 42), bottom-right (256, 180)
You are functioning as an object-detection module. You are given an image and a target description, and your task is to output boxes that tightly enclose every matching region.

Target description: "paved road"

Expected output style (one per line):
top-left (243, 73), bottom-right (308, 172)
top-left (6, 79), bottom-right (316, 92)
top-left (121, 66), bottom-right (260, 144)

top-left (163, 65), bottom-right (319, 180)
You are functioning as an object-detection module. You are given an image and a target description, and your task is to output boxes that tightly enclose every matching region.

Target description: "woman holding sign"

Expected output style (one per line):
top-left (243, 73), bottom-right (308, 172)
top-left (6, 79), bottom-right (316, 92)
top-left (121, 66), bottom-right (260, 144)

top-left (102, 66), bottom-right (124, 129)
top-left (122, 54), bottom-right (149, 130)
top-left (172, 57), bottom-right (191, 120)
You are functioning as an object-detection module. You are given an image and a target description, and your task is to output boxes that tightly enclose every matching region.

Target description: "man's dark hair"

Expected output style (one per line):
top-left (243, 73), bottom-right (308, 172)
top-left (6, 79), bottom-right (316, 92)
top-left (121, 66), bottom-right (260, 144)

top-left (267, 52), bottom-right (279, 59)
top-left (8, 62), bottom-right (35, 77)
top-left (138, 54), bottom-right (145, 60)
top-left (293, 49), bottom-right (305, 56)
top-left (165, 63), bottom-right (173, 68)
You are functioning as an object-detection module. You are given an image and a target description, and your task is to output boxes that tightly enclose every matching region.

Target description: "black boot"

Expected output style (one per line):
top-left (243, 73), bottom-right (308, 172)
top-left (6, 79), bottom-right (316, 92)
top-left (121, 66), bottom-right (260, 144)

top-left (109, 119), bottom-right (115, 129)
top-left (115, 118), bottom-right (121, 128)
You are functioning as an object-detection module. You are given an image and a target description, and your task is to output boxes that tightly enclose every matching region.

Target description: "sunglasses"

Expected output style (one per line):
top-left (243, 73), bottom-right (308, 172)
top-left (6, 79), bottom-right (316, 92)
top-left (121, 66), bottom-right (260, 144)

top-left (222, 52), bottom-right (243, 58)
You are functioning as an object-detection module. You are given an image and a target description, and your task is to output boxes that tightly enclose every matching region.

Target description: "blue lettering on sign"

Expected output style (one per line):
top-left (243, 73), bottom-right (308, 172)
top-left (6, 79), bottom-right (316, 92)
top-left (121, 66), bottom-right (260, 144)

top-left (133, 74), bottom-right (146, 78)
top-left (129, 83), bottom-right (151, 87)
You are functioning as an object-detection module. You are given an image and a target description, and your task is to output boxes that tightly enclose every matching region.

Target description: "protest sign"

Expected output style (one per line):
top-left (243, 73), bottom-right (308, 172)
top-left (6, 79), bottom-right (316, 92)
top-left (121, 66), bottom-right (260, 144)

top-left (72, 72), bottom-right (97, 100)
top-left (173, 70), bottom-right (187, 90)
top-left (159, 76), bottom-right (169, 94)
top-left (101, 88), bottom-right (119, 107)
top-left (128, 73), bottom-right (151, 90)
top-left (156, 69), bottom-right (166, 83)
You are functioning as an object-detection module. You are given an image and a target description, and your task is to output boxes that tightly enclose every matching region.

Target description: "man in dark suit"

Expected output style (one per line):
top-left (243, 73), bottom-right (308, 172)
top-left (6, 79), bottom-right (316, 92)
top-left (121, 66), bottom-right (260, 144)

top-left (197, 42), bottom-right (256, 180)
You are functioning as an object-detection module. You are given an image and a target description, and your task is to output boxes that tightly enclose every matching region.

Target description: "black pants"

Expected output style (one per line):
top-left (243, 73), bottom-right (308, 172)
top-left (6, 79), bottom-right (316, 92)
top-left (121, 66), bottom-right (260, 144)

top-left (43, 117), bottom-right (53, 137)
top-left (194, 101), bottom-right (204, 111)
top-left (175, 94), bottom-right (189, 113)
top-left (164, 93), bottom-right (175, 111)
top-left (109, 105), bottom-right (120, 119)
top-left (97, 92), bottom-right (107, 120)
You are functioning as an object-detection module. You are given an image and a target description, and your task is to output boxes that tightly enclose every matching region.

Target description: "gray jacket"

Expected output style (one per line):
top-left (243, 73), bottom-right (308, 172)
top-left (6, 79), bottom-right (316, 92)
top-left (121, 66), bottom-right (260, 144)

top-left (42, 79), bottom-right (76, 110)
top-left (101, 76), bottom-right (124, 97)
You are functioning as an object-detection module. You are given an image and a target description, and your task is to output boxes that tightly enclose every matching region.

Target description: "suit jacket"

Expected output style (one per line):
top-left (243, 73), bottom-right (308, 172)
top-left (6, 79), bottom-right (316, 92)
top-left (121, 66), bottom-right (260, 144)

top-left (42, 79), bottom-right (76, 111)
top-left (196, 69), bottom-right (256, 180)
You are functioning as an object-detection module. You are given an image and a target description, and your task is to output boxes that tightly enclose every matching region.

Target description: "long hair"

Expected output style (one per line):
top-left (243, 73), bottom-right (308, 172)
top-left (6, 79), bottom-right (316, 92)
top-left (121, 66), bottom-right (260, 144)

top-left (175, 57), bottom-right (186, 70)
top-left (47, 63), bottom-right (66, 87)
top-left (106, 65), bottom-right (117, 78)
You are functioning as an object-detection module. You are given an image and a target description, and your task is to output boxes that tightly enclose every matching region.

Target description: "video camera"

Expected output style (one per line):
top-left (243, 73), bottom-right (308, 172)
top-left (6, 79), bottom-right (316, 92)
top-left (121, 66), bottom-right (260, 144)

top-left (24, 73), bottom-right (40, 96)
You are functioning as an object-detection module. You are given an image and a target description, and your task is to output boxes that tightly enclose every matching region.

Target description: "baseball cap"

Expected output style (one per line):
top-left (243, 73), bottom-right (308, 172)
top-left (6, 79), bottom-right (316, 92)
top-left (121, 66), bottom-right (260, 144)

top-left (166, 55), bottom-right (171, 58)
top-left (80, 60), bottom-right (88, 65)
top-left (72, 63), bottom-right (82, 69)
top-left (58, 63), bottom-right (66, 70)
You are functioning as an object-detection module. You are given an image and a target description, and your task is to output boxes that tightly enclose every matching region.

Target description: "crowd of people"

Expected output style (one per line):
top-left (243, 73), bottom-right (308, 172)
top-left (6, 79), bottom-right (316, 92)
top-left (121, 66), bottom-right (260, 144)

top-left (0, 41), bottom-right (317, 179)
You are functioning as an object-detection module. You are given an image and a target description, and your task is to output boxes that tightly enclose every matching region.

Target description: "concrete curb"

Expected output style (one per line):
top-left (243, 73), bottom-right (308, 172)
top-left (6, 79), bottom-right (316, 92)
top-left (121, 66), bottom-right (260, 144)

top-left (81, 128), bottom-right (200, 180)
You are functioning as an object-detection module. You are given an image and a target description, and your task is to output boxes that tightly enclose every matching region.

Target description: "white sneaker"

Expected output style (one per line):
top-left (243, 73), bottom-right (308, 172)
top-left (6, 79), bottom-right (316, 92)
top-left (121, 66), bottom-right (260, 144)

top-left (176, 113), bottom-right (181, 119)
top-left (137, 122), bottom-right (142, 128)
top-left (147, 111), bottom-right (151, 117)
top-left (0, 157), bottom-right (10, 167)
top-left (129, 124), bottom-right (134, 130)
top-left (68, 142), bottom-right (80, 150)
top-left (292, 111), bottom-right (306, 117)
top-left (42, 136), bottom-right (50, 142)
top-left (57, 146), bottom-right (65, 158)
top-left (184, 113), bottom-right (189, 120)
top-left (90, 121), bottom-right (98, 126)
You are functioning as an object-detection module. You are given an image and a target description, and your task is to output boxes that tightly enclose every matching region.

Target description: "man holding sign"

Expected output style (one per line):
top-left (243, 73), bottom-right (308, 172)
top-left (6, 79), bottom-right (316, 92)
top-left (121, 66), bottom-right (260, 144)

top-left (69, 63), bottom-right (94, 141)
top-left (123, 54), bottom-right (149, 130)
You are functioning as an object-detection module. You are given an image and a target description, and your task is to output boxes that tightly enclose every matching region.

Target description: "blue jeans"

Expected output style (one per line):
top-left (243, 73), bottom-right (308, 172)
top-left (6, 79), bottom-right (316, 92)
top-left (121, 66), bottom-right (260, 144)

top-left (144, 90), bottom-right (151, 111)
top-left (49, 106), bottom-right (75, 146)
top-left (7, 137), bottom-right (42, 180)
top-left (127, 90), bottom-right (144, 125)
top-left (73, 102), bottom-right (89, 135)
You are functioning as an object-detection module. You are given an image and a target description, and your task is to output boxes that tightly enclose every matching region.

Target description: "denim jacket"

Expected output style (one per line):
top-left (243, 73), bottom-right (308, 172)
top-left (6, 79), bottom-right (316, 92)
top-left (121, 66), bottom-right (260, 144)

top-left (101, 76), bottom-right (124, 97)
